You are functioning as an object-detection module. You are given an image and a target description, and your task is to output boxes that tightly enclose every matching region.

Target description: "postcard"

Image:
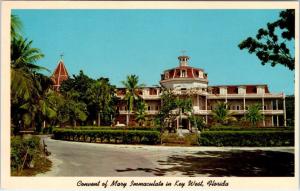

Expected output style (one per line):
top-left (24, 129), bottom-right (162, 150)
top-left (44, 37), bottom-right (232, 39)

top-left (1, 1), bottom-right (299, 190)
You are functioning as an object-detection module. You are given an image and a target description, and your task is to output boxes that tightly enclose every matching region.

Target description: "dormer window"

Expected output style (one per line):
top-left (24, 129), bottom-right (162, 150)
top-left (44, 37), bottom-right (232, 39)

top-left (181, 70), bottom-right (187, 77)
top-left (165, 72), bottom-right (169, 79)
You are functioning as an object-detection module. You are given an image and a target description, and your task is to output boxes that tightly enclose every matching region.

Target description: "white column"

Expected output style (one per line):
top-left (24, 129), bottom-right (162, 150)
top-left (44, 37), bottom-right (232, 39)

top-left (283, 94), bottom-right (287, 127)
top-left (271, 100), bottom-right (273, 110)
top-left (262, 96), bottom-right (265, 127)
top-left (197, 94), bottom-right (199, 108)
top-left (205, 95), bottom-right (208, 124)
top-left (243, 94), bottom-right (246, 113)
top-left (276, 99), bottom-right (279, 110)
top-left (271, 115), bottom-right (274, 127)
top-left (276, 115), bottom-right (279, 127)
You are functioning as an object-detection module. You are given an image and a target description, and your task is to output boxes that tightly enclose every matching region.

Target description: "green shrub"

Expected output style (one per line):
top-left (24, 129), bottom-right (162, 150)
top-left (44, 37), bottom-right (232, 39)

top-left (42, 126), bottom-right (53, 134)
top-left (58, 126), bottom-right (161, 131)
top-left (161, 133), bottom-right (184, 144)
top-left (161, 133), bottom-right (199, 146)
top-left (199, 130), bottom-right (294, 146)
top-left (209, 126), bottom-right (294, 131)
top-left (53, 129), bottom-right (160, 145)
top-left (184, 134), bottom-right (200, 146)
top-left (11, 136), bottom-right (41, 173)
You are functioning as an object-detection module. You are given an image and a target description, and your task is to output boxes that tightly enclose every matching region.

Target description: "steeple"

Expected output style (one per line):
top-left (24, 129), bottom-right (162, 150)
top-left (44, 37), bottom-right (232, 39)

top-left (51, 57), bottom-right (69, 91)
top-left (178, 51), bottom-right (190, 67)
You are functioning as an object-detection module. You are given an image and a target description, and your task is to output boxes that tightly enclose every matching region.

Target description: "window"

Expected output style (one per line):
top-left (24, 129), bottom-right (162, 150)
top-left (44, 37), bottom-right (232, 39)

top-left (165, 72), bottom-right (169, 79)
top-left (138, 90), bottom-right (143, 95)
top-left (236, 105), bottom-right (240, 110)
top-left (156, 106), bottom-right (159, 110)
top-left (181, 70), bottom-right (187, 77)
top-left (150, 88), bottom-right (157, 95)
top-left (148, 106), bottom-right (151, 111)
top-left (124, 106), bottom-right (127, 110)
top-left (264, 105), bottom-right (267, 110)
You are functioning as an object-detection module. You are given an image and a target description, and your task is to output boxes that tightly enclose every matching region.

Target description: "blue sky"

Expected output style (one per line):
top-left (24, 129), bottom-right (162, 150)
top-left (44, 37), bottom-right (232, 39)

top-left (13, 9), bottom-right (295, 94)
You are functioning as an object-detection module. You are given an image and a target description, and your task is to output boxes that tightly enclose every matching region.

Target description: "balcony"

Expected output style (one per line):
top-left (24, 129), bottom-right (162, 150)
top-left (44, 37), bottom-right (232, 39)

top-left (116, 94), bottom-right (160, 100)
top-left (172, 89), bottom-right (208, 95)
top-left (208, 93), bottom-right (284, 99)
top-left (118, 110), bottom-right (159, 115)
top-left (192, 109), bottom-right (284, 115)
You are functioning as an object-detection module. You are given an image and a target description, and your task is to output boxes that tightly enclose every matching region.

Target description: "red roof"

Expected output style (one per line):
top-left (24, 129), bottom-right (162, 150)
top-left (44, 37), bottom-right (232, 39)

top-left (51, 60), bottom-right (69, 91)
top-left (209, 84), bottom-right (270, 94)
top-left (162, 66), bottom-right (207, 80)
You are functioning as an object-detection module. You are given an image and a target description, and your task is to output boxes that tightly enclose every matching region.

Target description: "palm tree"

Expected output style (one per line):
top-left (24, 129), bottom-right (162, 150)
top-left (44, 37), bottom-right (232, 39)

top-left (11, 14), bottom-right (22, 40)
top-left (211, 102), bottom-right (236, 125)
top-left (121, 74), bottom-right (143, 126)
top-left (10, 15), bottom-right (50, 133)
top-left (11, 36), bottom-right (46, 72)
top-left (17, 73), bottom-right (56, 132)
top-left (244, 104), bottom-right (264, 126)
top-left (135, 101), bottom-right (147, 126)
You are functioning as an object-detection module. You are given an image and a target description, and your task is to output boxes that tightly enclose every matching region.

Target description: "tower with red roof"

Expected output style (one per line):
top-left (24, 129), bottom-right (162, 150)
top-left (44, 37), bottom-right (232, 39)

top-left (51, 58), bottom-right (69, 91)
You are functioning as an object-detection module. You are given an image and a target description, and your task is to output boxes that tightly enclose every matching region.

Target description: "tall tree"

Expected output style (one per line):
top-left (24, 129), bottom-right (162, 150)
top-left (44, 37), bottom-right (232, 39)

top-left (63, 90), bottom-right (88, 127)
top-left (60, 70), bottom-right (95, 124)
top-left (238, 9), bottom-right (295, 70)
top-left (121, 74), bottom-right (143, 126)
top-left (86, 78), bottom-right (116, 126)
top-left (10, 22), bottom-right (49, 133)
top-left (285, 95), bottom-right (294, 126)
top-left (156, 89), bottom-right (192, 135)
top-left (175, 97), bottom-right (192, 129)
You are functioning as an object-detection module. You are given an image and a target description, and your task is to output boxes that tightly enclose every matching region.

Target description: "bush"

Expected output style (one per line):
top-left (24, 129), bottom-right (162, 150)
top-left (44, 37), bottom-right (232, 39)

top-left (209, 126), bottom-right (294, 131)
top-left (53, 129), bottom-right (160, 145)
top-left (11, 136), bottom-right (41, 173)
top-left (42, 126), bottom-right (53, 134)
top-left (161, 133), bottom-right (184, 144)
top-left (199, 130), bottom-right (294, 146)
top-left (184, 134), bottom-right (200, 146)
top-left (161, 133), bottom-right (199, 146)
top-left (58, 126), bottom-right (161, 131)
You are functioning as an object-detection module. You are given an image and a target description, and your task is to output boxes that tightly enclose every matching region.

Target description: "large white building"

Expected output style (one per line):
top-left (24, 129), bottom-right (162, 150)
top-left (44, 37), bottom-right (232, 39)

top-left (115, 55), bottom-right (286, 129)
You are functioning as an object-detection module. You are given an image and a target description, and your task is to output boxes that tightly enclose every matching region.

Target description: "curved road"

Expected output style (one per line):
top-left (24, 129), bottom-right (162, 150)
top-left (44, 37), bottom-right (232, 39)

top-left (38, 137), bottom-right (294, 177)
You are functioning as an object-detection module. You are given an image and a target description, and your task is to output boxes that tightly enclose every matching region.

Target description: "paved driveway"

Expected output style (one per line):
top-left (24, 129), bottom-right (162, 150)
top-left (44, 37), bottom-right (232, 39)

top-left (38, 137), bottom-right (294, 177)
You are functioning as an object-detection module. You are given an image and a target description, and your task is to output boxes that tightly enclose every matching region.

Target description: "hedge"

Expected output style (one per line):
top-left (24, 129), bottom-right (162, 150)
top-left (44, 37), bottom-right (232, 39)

top-left (209, 126), bottom-right (294, 132)
top-left (11, 136), bottom-right (41, 173)
top-left (59, 126), bottom-right (161, 131)
top-left (199, 130), bottom-right (294, 146)
top-left (53, 129), bottom-right (160, 145)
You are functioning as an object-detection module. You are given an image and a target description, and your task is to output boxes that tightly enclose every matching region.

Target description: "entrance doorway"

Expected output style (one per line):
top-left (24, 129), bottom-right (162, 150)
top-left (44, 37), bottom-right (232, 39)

top-left (181, 118), bottom-right (189, 129)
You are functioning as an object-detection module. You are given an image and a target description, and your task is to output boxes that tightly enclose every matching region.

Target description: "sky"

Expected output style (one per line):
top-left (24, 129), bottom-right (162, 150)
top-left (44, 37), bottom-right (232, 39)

top-left (12, 9), bottom-right (295, 94)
